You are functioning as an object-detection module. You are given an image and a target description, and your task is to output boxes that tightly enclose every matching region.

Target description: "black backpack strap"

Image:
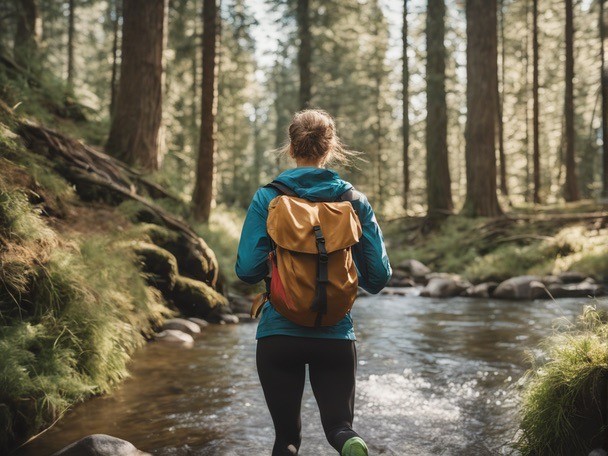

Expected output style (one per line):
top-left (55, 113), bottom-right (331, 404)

top-left (338, 187), bottom-right (359, 202)
top-left (264, 180), bottom-right (297, 197)
top-left (310, 225), bottom-right (329, 327)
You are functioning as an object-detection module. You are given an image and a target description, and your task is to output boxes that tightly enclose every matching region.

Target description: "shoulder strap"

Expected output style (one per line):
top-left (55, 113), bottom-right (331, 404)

top-left (338, 187), bottom-right (360, 202)
top-left (264, 180), bottom-right (297, 197)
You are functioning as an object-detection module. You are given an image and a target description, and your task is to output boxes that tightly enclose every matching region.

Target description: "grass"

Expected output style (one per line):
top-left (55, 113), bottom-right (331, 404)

top-left (516, 305), bottom-right (608, 455)
top-left (0, 140), bottom-right (168, 451)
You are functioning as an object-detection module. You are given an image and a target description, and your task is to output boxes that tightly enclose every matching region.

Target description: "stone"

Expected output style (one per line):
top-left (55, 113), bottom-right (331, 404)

top-left (589, 449), bottom-right (608, 456)
top-left (420, 277), bottom-right (470, 298)
top-left (558, 271), bottom-right (588, 284)
top-left (493, 275), bottom-right (542, 300)
top-left (380, 287), bottom-right (412, 296)
top-left (169, 275), bottom-right (229, 318)
top-left (462, 282), bottom-right (499, 298)
top-left (132, 242), bottom-right (179, 291)
top-left (188, 317), bottom-right (209, 329)
top-left (52, 434), bottom-right (151, 456)
top-left (228, 293), bottom-right (252, 313)
top-left (387, 269), bottom-right (416, 287)
top-left (219, 314), bottom-right (239, 324)
top-left (547, 282), bottom-right (606, 299)
top-left (154, 329), bottom-right (194, 346)
top-left (234, 312), bottom-right (256, 322)
top-left (396, 259), bottom-right (431, 280)
top-left (161, 318), bottom-right (201, 335)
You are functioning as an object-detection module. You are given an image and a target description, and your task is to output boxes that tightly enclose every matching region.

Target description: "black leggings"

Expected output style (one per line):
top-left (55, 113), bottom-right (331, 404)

top-left (256, 336), bottom-right (360, 455)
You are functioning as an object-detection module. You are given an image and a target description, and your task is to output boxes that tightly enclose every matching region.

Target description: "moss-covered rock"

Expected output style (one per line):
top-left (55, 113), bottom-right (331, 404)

top-left (170, 275), bottom-right (229, 319)
top-left (132, 241), bottom-right (179, 291)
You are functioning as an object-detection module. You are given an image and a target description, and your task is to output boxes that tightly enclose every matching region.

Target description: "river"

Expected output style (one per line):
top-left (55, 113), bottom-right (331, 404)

top-left (18, 291), bottom-right (591, 455)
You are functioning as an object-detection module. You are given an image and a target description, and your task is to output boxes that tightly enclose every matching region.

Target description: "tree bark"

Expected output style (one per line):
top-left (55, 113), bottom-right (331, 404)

top-left (497, 0), bottom-right (507, 197)
top-left (297, 0), bottom-right (311, 109)
top-left (563, 0), bottom-right (580, 202)
top-left (602, 0), bottom-right (608, 198)
top-left (532, 0), bottom-right (541, 204)
top-left (105, 0), bottom-right (165, 171)
top-left (192, 0), bottom-right (219, 222)
top-left (461, 0), bottom-right (502, 217)
top-left (402, 0), bottom-right (410, 210)
top-left (425, 0), bottom-right (453, 216)
top-left (109, 0), bottom-right (121, 118)
top-left (13, 0), bottom-right (39, 69)
top-left (67, 0), bottom-right (75, 89)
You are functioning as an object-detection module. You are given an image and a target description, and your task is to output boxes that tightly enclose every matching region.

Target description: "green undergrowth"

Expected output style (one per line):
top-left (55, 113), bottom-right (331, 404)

top-left (385, 211), bottom-right (608, 283)
top-left (0, 160), bottom-right (168, 451)
top-left (516, 305), bottom-right (608, 455)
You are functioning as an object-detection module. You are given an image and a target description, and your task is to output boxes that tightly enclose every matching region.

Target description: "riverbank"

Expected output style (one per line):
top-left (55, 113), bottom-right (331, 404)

top-left (0, 66), bottom-right (231, 451)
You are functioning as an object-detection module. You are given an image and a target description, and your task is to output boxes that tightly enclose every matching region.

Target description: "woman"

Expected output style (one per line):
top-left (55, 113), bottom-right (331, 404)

top-left (236, 109), bottom-right (391, 456)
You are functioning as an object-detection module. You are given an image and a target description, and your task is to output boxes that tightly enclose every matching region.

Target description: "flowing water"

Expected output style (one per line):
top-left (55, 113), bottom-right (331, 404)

top-left (18, 292), bottom-right (593, 456)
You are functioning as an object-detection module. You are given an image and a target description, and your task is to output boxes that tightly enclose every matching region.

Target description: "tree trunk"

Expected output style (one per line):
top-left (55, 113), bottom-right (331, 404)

top-left (109, 0), bottom-right (121, 118)
top-left (461, 0), bottom-right (502, 217)
top-left (402, 0), bottom-right (410, 210)
top-left (425, 0), bottom-right (453, 216)
top-left (602, 0), bottom-right (608, 198)
top-left (497, 0), bottom-right (507, 197)
top-left (105, 0), bottom-right (165, 171)
top-left (192, 0), bottom-right (219, 222)
top-left (13, 0), bottom-right (39, 69)
top-left (67, 0), bottom-right (75, 89)
top-left (532, 0), bottom-right (541, 204)
top-left (297, 0), bottom-right (311, 109)
top-left (524, 0), bottom-right (531, 202)
top-left (563, 0), bottom-right (580, 202)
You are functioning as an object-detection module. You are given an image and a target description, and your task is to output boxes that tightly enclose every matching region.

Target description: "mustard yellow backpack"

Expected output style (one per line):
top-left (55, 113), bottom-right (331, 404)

top-left (251, 181), bottom-right (362, 327)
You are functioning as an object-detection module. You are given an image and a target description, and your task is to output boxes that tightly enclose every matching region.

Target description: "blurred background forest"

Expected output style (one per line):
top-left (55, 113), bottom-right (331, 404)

top-left (2, 0), bottom-right (606, 220)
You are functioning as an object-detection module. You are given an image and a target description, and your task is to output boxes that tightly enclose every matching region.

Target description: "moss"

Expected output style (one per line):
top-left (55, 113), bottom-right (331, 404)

top-left (516, 305), bottom-right (608, 455)
top-left (170, 275), bottom-right (229, 318)
top-left (131, 241), bottom-right (179, 291)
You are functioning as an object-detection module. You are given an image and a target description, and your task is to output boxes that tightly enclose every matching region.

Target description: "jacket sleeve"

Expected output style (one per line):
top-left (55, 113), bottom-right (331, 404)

top-left (235, 189), bottom-right (273, 284)
top-left (351, 192), bottom-right (392, 294)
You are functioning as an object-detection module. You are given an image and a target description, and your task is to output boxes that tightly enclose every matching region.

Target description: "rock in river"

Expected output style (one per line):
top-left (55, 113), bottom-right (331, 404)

top-left (188, 317), bottom-right (209, 329)
top-left (420, 277), bottom-right (470, 298)
top-left (52, 434), bottom-right (150, 456)
top-left (493, 275), bottom-right (542, 300)
top-left (462, 282), bottom-right (499, 298)
top-left (395, 259), bottom-right (431, 281)
top-left (161, 318), bottom-right (201, 335)
top-left (154, 329), bottom-right (194, 346)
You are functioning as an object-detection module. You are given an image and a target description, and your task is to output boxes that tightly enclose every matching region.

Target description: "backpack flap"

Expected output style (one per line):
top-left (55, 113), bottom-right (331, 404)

top-left (267, 195), bottom-right (362, 253)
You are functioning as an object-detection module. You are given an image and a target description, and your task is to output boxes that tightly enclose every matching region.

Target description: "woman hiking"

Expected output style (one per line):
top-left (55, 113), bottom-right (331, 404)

top-left (236, 109), bottom-right (392, 456)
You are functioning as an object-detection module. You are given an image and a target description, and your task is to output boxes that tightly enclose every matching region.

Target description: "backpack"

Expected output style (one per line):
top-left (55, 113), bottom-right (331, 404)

top-left (250, 180), bottom-right (363, 327)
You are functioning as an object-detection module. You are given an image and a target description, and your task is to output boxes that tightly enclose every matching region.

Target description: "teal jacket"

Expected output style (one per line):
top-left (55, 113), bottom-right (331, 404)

top-left (235, 167), bottom-right (392, 340)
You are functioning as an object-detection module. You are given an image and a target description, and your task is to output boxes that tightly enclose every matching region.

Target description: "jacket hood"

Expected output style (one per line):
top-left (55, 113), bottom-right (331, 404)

top-left (274, 167), bottom-right (352, 201)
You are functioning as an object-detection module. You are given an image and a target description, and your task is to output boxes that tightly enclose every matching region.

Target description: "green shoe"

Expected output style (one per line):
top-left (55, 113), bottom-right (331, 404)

top-left (341, 437), bottom-right (368, 456)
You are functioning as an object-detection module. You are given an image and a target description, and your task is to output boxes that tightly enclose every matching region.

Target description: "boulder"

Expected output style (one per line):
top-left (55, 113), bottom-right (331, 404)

top-left (462, 282), bottom-right (499, 298)
top-left (420, 277), bottom-right (470, 298)
top-left (234, 312), bottom-right (256, 322)
top-left (493, 275), bottom-right (542, 300)
top-left (154, 329), bottom-right (194, 346)
top-left (395, 259), bottom-right (431, 280)
top-left (132, 242), bottom-right (179, 291)
top-left (169, 275), bottom-right (229, 319)
top-left (52, 434), bottom-right (150, 456)
top-left (217, 313), bottom-right (239, 324)
top-left (161, 318), bottom-right (201, 335)
top-left (547, 282), bottom-right (606, 299)
top-left (387, 269), bottom-right (416, 287)
top-left (558, 271), bottom-right (588, 284)
top-left (228, 293), bottom-right (252, 313)
top-left (188, 317), bottom-right (209, 329)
